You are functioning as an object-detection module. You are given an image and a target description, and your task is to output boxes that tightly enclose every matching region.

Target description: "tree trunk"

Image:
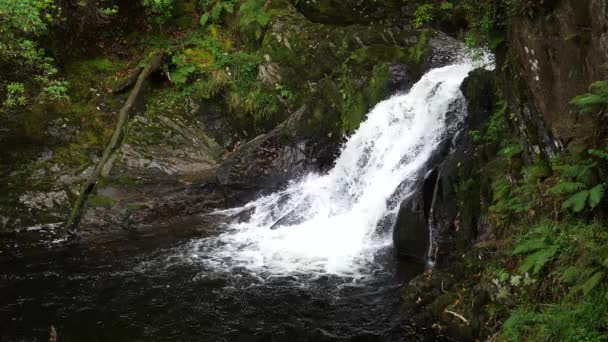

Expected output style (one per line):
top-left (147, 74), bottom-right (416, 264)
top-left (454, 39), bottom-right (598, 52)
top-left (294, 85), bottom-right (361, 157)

top-left (64, 52), bottom-right (163, 234)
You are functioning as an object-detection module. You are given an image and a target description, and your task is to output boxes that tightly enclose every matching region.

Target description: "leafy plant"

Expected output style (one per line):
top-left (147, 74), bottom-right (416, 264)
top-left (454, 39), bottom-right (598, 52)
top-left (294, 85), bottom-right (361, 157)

top-left (550, 154), bottom-right (606, 213)
top-left (199, 0), bottom-right (235, 26)
top-left (413, 3), bottom-right (434, 29)
top-left (513, 224), bottom-right (561, 274)
top-left (0, 0), bottom-right (68, 112)
top-left (237, 0), bottom-right (270, 41)
top-left (571, 80), bottom-right (608, 114)
top-left (142, 0), bottom-right (174, 25)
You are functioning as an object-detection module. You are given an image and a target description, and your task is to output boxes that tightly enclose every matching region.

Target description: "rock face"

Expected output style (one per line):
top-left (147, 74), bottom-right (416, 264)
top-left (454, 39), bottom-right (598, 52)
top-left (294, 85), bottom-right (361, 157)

top-left (288, 0), bottom-right (410, 25)
top-left (392, 69), bottom-right (496, 262)
top-left (500, 0), bottom-right (608, 152)
top-left (216, 106), bottom-right (319, 192)
top-left (217, 23), bottom-right (466, 193)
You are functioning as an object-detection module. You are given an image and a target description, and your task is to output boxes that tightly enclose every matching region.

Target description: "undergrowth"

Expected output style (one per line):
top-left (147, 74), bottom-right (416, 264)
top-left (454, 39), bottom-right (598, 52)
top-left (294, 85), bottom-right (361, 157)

top-left (468, 94), bottom-right (608, 340)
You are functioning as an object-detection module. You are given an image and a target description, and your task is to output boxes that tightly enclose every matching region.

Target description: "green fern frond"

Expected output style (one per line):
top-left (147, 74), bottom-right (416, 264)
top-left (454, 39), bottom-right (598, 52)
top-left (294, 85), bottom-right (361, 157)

top-left (550, 182), bottom-right (587, 195)
top-left (571, 94), bottom-right (607, 109)
top-left (588, 184), bottom-right (605, 209)
top-left (589, 80), bottom-right (608, 94)
top-left (562, 190), bottom-right (590, 213)
top-left (561, 266), bottom-right (580, 283)
top-left (513, 239), bottom-right (549, 255)
top-left (575, 164), bottom-right (595, 184)
top-left (554, 163), bottom-right (595, 184)
top-left (238, 0), bottom-right (270, 40)
top-left (589, 149), bottom-right (608, 161)
top-left (519, 245), bottom-right (559, 274)
top-left (572, 271), bottom-right (605, 296)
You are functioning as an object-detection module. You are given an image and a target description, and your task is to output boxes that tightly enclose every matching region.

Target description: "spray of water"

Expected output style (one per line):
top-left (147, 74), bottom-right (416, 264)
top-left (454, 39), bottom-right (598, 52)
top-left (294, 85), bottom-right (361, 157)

top-left (184, 55), bottom-right (493, 278)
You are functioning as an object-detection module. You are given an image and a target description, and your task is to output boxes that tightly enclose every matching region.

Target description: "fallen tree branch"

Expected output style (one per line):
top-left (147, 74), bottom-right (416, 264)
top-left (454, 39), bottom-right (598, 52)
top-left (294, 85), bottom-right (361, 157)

top-left (64, 52), bottom-right (163, 234)
top-left (444, 309), bottom-right (470, 325)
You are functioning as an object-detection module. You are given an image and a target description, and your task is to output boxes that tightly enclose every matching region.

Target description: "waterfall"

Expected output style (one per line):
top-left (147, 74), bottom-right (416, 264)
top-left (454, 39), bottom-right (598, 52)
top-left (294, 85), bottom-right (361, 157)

top-left (185, 56), bottom-right (493, 278)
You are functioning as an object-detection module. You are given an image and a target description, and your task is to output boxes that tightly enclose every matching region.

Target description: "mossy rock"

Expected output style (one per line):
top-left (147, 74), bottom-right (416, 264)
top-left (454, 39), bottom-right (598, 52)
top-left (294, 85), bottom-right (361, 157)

top-left (288, 0), bottom-right (409, 25)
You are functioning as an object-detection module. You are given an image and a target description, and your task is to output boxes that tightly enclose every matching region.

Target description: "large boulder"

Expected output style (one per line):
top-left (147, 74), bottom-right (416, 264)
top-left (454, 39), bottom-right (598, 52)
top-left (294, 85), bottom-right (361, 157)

top-left (215, 106), bottom-right (320, 192)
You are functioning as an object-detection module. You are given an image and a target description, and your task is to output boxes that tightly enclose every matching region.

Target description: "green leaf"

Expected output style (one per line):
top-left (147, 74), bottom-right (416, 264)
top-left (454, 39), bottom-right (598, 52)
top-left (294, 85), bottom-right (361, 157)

top-left (550, 182), bottom-right (587, 195)
top-left (171, 65), bottom-right (196, 84)
top-left (211, 3), bottom-right (223, 21)
top-left (223, 2), bottom-right (234, 14)
top-left (199, 13), bottom-right (209, 26)
top-left (519, 245), bottom-right (559, 274)
top-left (588, 184), bottom-right (605, 209)
top-left (513, 239), bottom-right (547, 255)
top-left (561, 266), bottom-right (580, 283)
top-left (440, 1), bottom-right (454, 10)
top-left (589, 149), bottom-right (608, 161)
top-left (589, 80), bottom-right (608, 94)
top-left (573, 271), bottom-right (605, 295)
top-left (562, 190), bottom-right (590, 213)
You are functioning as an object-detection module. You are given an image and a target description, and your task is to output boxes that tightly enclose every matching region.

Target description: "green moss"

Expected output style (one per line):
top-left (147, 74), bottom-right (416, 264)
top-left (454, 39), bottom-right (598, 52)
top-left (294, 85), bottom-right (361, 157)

top-left (88, 194), bottom-right (116, 209)
top-left (408, 29), bottom-right (431, 67)
top-left (126, 203), bottom-right (149, 211)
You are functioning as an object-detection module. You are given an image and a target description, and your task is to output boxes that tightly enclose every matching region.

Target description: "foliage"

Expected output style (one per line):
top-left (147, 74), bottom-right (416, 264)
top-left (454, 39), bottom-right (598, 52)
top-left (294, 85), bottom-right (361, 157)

top-left (88, 194), bottom-right (116, 209)
top-left (199, 0), bottom-right (235, 26)
top-left (503, 292), bottom-right (608, 342)
top-left (411, 0), bottom-right (545, 48)
top-left (237, 0), bottom-right (270, 41)
top-left (549, 153), bottom-right (606, 213)
top-left (0, 0), bottom-right (68, 112)
top-left (512, 223), bottom-right (560, 274)
top-left (571, 80), bottom-right (608, 114)
top-left (412, 3), bottom-right (434, 29)
top-left (142, 0), bottom-right (174, 25)
top-left (484, 101), bottom-right (508, 144)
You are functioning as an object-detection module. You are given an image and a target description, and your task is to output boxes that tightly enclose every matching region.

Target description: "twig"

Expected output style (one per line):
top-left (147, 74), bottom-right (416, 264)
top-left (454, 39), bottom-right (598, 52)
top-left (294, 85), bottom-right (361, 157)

top-left (444, 309), bottom-right (470, 325)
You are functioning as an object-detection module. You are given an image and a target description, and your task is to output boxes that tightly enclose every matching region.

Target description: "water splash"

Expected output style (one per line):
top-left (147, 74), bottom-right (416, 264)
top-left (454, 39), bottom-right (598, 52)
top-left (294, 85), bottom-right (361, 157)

top-left (184, 56), bottom-right (493, 278)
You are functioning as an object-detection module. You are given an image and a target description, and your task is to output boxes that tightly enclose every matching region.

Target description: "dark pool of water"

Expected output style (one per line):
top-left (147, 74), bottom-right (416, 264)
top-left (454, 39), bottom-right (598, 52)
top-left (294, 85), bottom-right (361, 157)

top-left (0, 220), bottom-right (425, 342)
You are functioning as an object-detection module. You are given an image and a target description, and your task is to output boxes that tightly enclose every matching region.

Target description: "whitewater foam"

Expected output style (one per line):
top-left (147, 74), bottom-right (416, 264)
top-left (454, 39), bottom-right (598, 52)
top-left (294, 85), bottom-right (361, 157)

top-left (183, 55), bottom-right (493, 278)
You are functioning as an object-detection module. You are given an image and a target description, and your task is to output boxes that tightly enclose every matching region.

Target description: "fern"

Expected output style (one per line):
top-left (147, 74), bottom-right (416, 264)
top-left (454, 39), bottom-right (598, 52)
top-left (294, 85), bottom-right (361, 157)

top-left (550, 157), bottom-right (604, 213)
top-left (562, 190), bottom-right (590, 213)
top-left (550, 182), bottom-right (587, 195)
top-left (588, 184), bottom-right (605, 209)
top-left (200, 0), bottom-right (235, 26)
top-left (573, 271), bottom-right (606, 296)
top-left (238, 0), bottom-right (270, 41)
top-left (571, 80), bottom-right (608, 113)
top-left (560, 233), bottom-right (608, 297)
top-left (513, 224), bottom-right (560, 274)
top-left (520, 246), bottom-right (560, 274)
top-left (589, 149), bottom-right (608, 161)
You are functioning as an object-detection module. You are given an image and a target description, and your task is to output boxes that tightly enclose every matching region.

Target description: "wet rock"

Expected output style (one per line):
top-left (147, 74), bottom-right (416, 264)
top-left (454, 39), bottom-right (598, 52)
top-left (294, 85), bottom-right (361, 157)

top-left (392, 173), bottom-right (433, 260)
top-left (19, 191), bottom-right (68, 212)
top-left (386, 64), bottom-right (414, 94)
top-left (216, 106), bottom-right (316, 192)
top-left (500, 0), bottom-right (608, 151)
top-left (392, 69), bottom-right (495, 263)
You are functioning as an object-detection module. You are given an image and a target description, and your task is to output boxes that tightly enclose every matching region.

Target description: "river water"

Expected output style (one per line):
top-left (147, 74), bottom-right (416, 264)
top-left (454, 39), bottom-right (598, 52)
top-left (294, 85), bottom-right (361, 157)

top-left (1, 58), bottom-right (489, 341)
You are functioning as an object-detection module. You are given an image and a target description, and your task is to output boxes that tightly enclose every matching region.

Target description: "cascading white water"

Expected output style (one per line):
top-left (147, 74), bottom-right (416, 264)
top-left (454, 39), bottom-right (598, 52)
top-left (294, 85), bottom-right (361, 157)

top-left (185, 56), bottom-right (493, 278)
